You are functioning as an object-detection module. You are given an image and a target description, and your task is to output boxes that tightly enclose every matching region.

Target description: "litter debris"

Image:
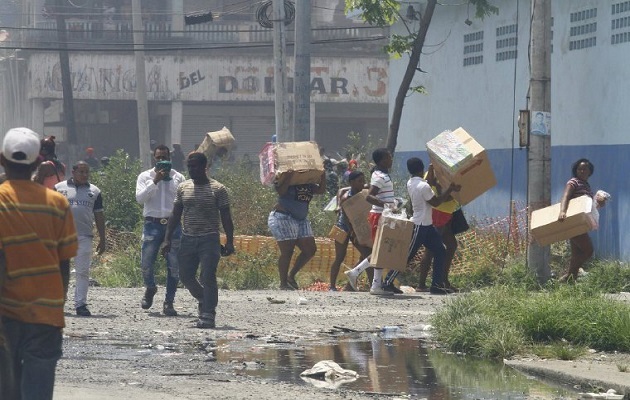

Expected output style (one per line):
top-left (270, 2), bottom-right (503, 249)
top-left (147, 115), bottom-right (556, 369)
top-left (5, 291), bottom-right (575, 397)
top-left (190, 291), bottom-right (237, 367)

top-left (300, 360), bottom-right (359, 389)
top-left (266, 297), bottom-right (286, 304)
top-left (297, 297), bottom-right (308, 305)
top-left (579, 389), bottom-right (624, 399)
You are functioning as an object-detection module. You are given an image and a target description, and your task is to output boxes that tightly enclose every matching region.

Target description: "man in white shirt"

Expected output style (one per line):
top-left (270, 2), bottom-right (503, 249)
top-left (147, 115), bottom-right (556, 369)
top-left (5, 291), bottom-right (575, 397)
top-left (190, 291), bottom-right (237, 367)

top-left (405, 157), bottom-right (460, 294)
top-left (136, 145), bottom-right (186, 316)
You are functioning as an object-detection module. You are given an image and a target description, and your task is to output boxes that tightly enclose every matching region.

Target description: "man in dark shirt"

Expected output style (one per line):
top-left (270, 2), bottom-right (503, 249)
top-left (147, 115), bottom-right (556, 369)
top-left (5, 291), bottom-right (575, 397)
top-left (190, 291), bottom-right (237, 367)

top-left (161, 152), bottom-right (235, 329)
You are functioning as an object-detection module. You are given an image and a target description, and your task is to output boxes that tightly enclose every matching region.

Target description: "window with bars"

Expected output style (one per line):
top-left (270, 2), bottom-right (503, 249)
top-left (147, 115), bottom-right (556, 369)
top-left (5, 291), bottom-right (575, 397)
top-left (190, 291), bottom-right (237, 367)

top-left (495, 23), bottom-right (517, 62)
top-left (463, 31), bottom-right (484, 66)
top-left (569, 8), bottom-right (597, 51)
top-left (611, 2), bottom-right (630, 45)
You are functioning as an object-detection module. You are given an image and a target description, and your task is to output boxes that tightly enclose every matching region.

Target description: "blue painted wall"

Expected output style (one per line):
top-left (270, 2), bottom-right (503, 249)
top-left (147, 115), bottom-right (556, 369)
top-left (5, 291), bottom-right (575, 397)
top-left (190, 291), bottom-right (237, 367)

top-left (390, 0), bottom-right (630, 260)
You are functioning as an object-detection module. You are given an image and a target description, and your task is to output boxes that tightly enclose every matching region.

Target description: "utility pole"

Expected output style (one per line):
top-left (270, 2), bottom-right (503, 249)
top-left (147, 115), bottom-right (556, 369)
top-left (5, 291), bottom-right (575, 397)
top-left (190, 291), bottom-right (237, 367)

top-left (527, 0), bottom-right (552, 283)
top-left (55, 0), bottom-right (78, 163)
top-left (272, 0), bottom-right (290, 142)
top-left (132, 0), bottom-right (152, 169)
top-left (293, 0), bottom-right (311, 142)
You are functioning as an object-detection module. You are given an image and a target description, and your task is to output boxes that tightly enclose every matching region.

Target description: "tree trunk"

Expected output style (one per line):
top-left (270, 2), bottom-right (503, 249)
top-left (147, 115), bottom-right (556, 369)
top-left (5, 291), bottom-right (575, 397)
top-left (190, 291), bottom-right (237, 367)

top-left (386, 0), bottom-right (437, 154)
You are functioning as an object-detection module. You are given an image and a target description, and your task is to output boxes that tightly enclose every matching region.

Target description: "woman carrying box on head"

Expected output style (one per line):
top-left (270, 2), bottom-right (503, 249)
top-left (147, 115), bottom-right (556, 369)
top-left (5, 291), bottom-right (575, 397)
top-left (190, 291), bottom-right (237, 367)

top-left (268, 172), bottom-right (327, 290)
top-left (557, 158), bottom-right (607, 283)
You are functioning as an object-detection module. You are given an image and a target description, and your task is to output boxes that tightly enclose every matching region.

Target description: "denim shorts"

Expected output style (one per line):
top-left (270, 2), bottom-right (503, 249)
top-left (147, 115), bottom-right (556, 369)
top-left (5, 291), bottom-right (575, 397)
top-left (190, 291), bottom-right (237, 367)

top-left (268, 211), bottom-right (313, 241)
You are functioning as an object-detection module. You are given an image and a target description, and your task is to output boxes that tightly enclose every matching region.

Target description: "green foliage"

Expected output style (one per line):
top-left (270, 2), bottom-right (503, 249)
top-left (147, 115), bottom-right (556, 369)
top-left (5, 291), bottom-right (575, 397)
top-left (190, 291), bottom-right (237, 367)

top-left (91, 150), bottom-right (143, 231)
top-left (582, 260), bottom-right (630, 293)
top-left (212, 163), bottom-right (277, 236)
top-left (343, 130), bottom-right (385, 171)
top-left (91, 228), bottom-right (169, 288)
top-left (431, 285), bottom-right (630, 359)
top-left (345, 0), bottom-right (400, 26)
top-left (530, 342), bottom-right (587, 361)
top-left (430, 288), bottom-right (525, 358)
top-left (218, 249), bottom-right (278, 290)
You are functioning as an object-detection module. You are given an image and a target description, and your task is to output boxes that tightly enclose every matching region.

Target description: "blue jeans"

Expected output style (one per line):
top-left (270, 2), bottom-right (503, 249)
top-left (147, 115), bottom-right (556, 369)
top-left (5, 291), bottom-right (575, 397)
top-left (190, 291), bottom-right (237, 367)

top-left (385, 224), bottom-right (446, 288)
top-left (178, 233), bottom-right (221, 318)
top-left (141, 221), bottom-right (181, 303)
top-left (1, 317), bottom-right (62, 400)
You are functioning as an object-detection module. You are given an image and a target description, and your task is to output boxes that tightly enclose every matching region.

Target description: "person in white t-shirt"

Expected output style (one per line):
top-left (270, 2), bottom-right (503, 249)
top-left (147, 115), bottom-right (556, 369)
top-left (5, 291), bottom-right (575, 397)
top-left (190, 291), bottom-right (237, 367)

top-left (344, 148), bottom-right (398, 295)
top-left (404, 157), bottom-right (460, 294)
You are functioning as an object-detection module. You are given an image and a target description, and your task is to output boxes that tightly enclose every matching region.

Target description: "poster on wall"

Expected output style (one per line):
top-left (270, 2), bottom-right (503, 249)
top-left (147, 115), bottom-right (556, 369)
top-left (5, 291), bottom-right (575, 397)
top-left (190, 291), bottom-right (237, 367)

top-left (530, 111), bottom-right (551, 136)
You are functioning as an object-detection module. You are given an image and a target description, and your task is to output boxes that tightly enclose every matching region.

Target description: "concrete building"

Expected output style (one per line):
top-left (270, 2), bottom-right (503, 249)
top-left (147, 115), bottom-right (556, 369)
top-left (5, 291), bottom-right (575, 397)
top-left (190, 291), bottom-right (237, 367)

top-left (392, 0), bottom-right (629, 260)
top-left (0, 0), bottom-right (389, 162)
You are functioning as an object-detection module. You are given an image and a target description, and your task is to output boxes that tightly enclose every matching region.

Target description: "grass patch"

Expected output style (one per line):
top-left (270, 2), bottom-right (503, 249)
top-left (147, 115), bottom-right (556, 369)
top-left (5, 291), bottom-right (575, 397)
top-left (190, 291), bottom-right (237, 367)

top-left (431, 285), bottom-right (630, 358)
top-left (530, 342), bottom-right (587, 360)
top-left (218, 249), bottom-right (278, 290)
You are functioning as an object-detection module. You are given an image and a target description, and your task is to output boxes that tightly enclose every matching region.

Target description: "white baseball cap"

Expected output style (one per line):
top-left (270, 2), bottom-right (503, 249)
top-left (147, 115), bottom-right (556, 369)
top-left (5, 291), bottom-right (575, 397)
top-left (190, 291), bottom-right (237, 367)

top-left (2, 127), bottom-right (42, 165)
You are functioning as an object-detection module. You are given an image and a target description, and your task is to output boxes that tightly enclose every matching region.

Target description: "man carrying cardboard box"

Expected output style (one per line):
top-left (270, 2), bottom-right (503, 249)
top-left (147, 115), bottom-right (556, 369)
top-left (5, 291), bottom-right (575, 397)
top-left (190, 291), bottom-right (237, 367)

top-left (392, 158), bottom-right (460, 295)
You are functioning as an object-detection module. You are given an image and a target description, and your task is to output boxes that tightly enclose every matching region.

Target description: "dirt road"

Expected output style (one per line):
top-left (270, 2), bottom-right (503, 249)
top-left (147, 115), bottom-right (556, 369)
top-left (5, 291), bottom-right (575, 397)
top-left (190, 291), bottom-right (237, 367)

top-left (54, 288), bottom-right (630, 399)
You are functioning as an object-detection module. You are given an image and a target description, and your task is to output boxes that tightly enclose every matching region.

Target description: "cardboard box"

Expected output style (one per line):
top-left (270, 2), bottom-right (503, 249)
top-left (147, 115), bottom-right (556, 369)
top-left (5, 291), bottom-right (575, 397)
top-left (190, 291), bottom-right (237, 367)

top-left (427, 127), bottom-right (496, 205)
top-left (370, 215), bottom-right (414, 271)
top-left (197, 127), bottom-right (235, 160)
top-left (329, 225), bottom-right (349, 244)
top-left (530, 195), bottom-right (597, 246)
top-left (341, 189), bottom-right (373, 248)
top-left (259, 141), bottom-right (324, 186)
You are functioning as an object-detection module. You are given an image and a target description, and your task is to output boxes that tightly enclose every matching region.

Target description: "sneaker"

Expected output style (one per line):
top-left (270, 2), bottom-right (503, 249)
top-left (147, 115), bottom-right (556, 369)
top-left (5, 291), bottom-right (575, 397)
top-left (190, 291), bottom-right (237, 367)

top-left (329, 286), bottom-right (338, 292)
top-left (76, 305), bottom-right (92, 317)
top-left (369, 287), bottom-right (394, 296)
top-left (344, 269), bottom-right (359, 291)
top-left (141, 287), bottom-right (157, 309)
top-left (429, 286), bottom-right (454, 295)
top-left (163, 301), bottom-right (177, 316)
top-left (279, 284), bottom-right (297, 291)
top-left (196, 318), bottom-right (215, 329)
top-left (382, 283), bottom-right (403, 294)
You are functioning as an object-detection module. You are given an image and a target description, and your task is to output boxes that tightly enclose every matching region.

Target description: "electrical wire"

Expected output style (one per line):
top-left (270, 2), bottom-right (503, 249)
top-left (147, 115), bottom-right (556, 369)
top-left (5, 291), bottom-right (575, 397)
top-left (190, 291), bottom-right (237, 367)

top-left (0, 35), bottom-right (387, 53)
top-left (256, 0), bottom-right (295, 28)
top-left (504, 0), bottom-right (521, 270)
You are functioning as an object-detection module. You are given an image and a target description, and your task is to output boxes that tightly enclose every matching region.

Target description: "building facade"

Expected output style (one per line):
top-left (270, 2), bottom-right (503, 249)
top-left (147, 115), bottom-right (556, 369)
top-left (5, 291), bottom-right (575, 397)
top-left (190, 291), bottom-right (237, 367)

top-left (392, 0), bottom-right (629, 260)
top-left (0, 0), bottom-right (389, 162)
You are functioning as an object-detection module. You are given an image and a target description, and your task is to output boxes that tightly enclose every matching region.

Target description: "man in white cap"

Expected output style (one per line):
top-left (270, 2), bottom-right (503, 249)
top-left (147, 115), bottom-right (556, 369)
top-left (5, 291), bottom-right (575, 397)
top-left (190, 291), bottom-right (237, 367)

top-left (0, 127), bottom-right (78, 399)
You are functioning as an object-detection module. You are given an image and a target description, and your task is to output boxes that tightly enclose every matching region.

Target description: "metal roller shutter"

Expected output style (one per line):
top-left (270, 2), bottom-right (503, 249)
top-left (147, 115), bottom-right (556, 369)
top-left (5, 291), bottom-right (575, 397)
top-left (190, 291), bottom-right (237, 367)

top-left (181, 109), bottom-right (231, 155)
top-left (230, 117), bottom-right (275, 161)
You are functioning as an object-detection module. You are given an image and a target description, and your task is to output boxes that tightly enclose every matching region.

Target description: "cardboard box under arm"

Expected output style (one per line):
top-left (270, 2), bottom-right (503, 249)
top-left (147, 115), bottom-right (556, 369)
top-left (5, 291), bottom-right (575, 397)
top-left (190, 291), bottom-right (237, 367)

top-left (530, 195), bottom-right (597, 246)
top-left (370, 214), bottom-right (414, 271)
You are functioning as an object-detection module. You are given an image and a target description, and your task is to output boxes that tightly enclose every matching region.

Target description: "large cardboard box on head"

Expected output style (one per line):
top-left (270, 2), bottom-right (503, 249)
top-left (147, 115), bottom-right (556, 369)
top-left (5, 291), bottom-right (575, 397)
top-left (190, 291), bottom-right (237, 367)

top-left (426, 128), bottom-right (496, 205)
top-left (197, 127), bottom-right (235, 160)
top-left (530, 195), bottom-right (597, 246)
top-left (259, 141), bottom-right (324, 186)
top-left (370, 213), bottom-right (414, 271)
top-left (341, 189), bottom-right (373, 248)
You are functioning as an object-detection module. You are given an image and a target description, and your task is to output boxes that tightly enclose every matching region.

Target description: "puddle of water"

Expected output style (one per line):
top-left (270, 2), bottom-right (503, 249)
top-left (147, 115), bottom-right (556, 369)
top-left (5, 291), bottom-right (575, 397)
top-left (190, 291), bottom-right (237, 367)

top-left (219, 337), bottom-right (578, 399)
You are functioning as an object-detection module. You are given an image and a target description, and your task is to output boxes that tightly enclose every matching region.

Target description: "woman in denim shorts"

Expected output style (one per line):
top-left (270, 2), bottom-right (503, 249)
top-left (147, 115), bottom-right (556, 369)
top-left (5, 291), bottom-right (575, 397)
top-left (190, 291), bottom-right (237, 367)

top-left (268, 173), bottom-right (326, 290)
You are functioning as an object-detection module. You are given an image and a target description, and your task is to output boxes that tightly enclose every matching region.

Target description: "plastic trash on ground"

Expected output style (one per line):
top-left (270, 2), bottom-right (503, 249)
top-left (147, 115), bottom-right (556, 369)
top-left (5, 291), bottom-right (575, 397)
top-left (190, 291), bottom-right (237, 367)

top-left (300, 360), bottom-right (359, 389)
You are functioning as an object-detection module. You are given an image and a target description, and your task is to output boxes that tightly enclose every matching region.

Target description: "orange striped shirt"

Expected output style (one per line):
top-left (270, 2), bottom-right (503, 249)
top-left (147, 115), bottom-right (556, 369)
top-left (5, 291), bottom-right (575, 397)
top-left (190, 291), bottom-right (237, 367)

top-left (0, 180), bottom-right (78, 328)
